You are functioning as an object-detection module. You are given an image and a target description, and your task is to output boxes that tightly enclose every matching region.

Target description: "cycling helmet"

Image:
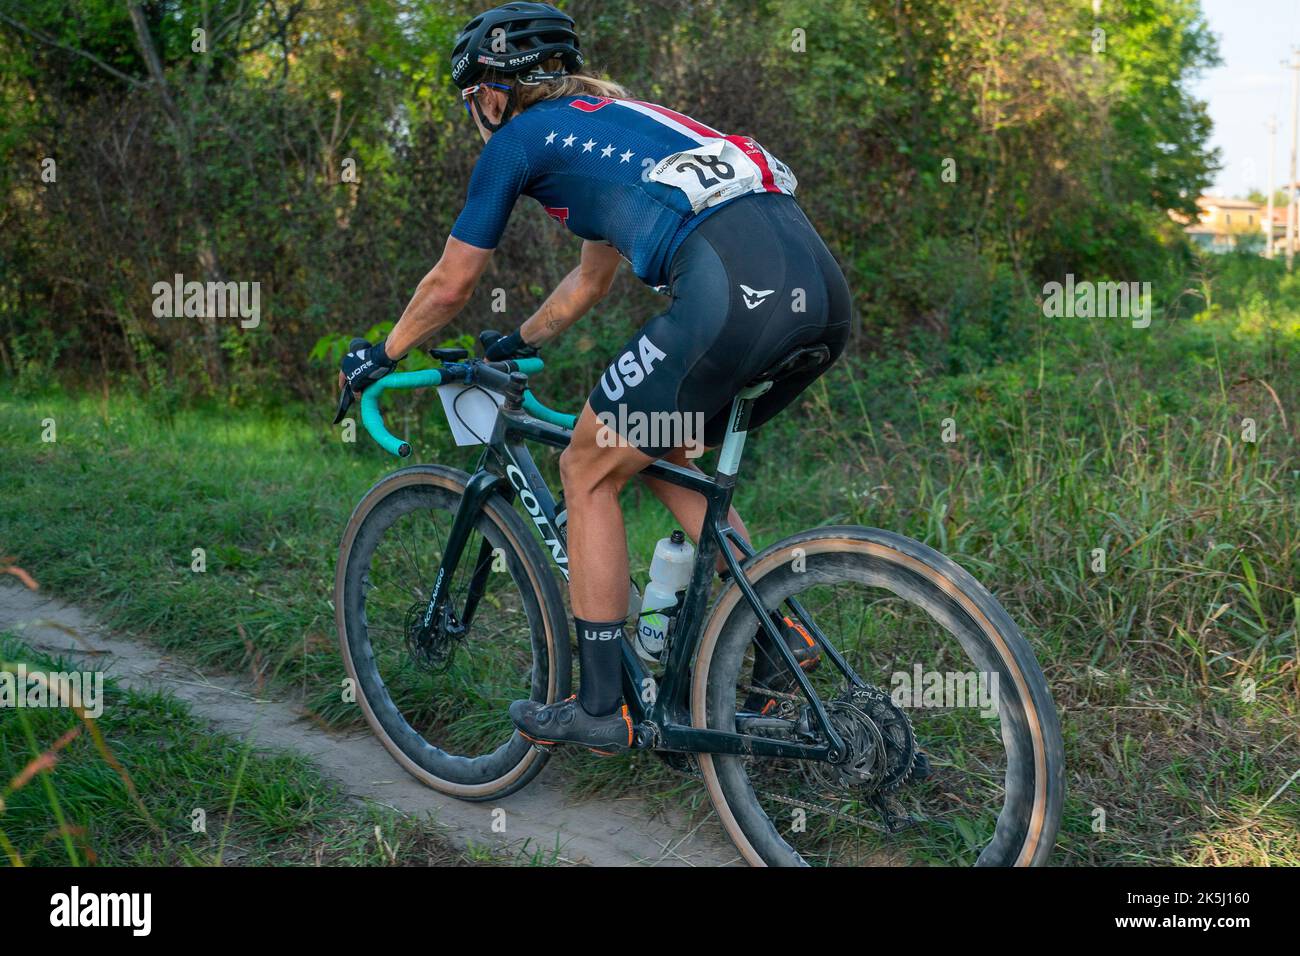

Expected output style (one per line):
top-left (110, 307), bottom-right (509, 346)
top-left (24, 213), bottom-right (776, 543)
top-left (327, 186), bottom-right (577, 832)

top-left (451, 2), bottom-right (584, 90)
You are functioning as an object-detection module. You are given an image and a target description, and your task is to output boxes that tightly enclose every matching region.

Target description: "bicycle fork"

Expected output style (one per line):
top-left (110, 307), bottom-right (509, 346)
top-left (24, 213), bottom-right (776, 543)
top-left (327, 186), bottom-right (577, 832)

top-left (417, 470), bottom-right (503, 639)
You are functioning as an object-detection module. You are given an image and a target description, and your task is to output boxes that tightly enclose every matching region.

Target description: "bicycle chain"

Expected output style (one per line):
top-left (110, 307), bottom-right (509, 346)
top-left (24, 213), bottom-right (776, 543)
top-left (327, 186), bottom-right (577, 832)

top-left (655, 683), bottom-right (918, 835)
top-left (659, 746), bottom-right (900, 835)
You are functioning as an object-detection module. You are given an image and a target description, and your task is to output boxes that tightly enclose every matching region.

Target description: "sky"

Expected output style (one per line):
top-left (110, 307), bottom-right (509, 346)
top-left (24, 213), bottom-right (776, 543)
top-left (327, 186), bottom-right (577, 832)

top-left (1192, 0), bottom-right (1299, 197)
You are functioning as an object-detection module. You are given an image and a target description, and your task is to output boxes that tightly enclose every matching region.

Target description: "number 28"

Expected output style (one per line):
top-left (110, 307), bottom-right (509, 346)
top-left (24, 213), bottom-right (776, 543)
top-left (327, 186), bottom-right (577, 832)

top-left (676, 155), bottom-right (735, 187)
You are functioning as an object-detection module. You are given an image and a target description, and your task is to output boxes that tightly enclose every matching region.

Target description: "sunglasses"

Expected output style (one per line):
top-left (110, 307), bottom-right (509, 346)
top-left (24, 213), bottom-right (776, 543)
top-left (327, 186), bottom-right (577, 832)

top-left (461, 82), bottom-right (512, 119)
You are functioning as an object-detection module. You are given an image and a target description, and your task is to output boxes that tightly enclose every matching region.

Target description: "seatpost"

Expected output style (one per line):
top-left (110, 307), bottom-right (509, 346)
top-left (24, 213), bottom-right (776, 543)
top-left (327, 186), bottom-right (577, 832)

top-left (716, 381), bottom-right (773, 480)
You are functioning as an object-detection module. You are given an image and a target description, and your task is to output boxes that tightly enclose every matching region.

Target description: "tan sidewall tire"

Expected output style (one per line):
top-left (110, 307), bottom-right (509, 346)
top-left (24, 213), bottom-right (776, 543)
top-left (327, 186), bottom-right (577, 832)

top-left (335, 465), bottom-right (569, 801)
top-left (691, 526), bottom-right (1064, 866)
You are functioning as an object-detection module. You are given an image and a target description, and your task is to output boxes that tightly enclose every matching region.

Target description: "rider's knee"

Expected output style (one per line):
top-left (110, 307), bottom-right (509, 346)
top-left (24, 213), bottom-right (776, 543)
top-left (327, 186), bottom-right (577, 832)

top-left (559, 444), bottom-right (600, 498)
top-left (558, 445), bottom-right (581, 490)
top-left (560, 444), bottom-right (629, 500)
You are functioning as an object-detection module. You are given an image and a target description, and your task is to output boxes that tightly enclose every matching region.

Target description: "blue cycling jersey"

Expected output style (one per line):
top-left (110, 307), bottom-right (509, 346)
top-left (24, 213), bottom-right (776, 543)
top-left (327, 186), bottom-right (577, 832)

top-left (450, 95), bottom-right (797, 287)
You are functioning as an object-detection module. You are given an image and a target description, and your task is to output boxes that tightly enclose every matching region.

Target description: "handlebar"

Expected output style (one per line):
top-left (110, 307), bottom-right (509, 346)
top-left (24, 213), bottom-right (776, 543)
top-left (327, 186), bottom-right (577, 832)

top-left (356, 356), bottom-right (577, 458)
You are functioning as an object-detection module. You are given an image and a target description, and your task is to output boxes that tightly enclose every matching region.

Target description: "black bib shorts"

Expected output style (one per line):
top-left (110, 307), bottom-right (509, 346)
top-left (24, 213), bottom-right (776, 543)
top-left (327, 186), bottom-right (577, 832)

top-left (587, 192), bottom-right (851, 458)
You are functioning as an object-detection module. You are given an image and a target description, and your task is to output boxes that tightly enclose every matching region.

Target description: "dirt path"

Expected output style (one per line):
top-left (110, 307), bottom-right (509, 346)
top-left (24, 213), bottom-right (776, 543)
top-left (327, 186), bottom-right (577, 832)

top-left (0, 581), bottom-right (740, 867)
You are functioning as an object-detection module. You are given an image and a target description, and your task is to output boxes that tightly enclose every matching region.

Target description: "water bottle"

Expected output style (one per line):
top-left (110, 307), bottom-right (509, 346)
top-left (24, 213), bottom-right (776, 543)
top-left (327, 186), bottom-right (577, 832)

top-left (634, 530), bottom-right (694, 662)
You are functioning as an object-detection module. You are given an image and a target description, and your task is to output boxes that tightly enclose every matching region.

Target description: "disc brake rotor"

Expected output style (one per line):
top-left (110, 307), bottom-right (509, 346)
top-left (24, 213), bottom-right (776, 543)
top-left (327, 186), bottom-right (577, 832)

top-left (404, 599), bottom-right (463, 673)
top-left (807, 697), bottom-right (889, 792)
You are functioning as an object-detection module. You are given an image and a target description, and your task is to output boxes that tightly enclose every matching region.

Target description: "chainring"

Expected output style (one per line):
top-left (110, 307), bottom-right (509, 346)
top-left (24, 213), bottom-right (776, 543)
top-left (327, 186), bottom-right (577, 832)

top-left (806, 684), bottom-right (918, 797)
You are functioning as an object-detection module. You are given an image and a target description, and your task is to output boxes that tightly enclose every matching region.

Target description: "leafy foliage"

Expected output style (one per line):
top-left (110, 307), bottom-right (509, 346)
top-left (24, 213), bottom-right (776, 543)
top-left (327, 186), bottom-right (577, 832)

top-left (0, 0), bottom-right (1219, 402)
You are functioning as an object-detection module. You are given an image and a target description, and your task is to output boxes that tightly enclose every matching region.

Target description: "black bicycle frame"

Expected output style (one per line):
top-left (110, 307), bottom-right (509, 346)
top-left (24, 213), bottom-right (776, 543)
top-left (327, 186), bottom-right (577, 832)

top-left (427, 396), bottom-right (850, 762)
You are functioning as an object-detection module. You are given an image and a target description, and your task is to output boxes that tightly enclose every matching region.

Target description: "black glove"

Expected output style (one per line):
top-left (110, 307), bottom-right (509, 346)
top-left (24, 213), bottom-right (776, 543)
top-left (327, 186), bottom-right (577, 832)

top-left (341, 337), bottom-right (397, 392)
top-left (481, 329), bottom-right (539, 362)
top-left (333, 337), bottom-right (397, 424)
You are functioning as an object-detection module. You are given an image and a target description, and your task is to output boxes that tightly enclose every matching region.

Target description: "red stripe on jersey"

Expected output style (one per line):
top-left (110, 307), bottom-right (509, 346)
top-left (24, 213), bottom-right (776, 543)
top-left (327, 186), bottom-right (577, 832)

top-left (569, 96), bottom-right (614, 112)
top-left (726, 135), bottom-right (780, 193)
top-left (629, 101), bottom-right (782, 194)
top-left (628, 100), bottom-right (723, 138)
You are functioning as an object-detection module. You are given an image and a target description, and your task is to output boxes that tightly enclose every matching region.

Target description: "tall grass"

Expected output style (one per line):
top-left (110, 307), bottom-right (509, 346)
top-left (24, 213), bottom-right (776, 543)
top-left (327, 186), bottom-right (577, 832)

top-left (0, 256), bottom-right (1296, 864)
top-left (0, 635), bottom-right (513, 866)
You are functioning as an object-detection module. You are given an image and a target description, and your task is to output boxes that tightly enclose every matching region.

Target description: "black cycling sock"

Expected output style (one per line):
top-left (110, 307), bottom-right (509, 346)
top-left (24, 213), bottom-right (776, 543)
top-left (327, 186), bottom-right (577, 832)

top-left (575, 618), bottom-right (625, 716)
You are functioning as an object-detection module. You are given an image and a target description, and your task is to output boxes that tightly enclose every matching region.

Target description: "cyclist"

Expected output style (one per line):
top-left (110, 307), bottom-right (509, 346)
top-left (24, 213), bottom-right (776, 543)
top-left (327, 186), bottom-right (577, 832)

top-left (339, 2), bottom-right (851, 755)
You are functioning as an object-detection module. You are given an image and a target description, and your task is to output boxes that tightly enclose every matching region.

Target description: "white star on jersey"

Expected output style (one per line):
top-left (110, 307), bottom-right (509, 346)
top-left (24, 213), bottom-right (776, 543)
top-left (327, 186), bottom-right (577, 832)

top-left (539, 127), bottom-right (643, 166)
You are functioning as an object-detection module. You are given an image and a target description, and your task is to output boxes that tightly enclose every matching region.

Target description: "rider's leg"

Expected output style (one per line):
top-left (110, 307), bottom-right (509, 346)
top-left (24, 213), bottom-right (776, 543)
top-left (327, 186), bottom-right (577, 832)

top-left (560, 402), bottom-right (655, 717)
top-left (561, 403), bottom-right (655, 621)
top-left (508, 402), bottom-right (651, 754)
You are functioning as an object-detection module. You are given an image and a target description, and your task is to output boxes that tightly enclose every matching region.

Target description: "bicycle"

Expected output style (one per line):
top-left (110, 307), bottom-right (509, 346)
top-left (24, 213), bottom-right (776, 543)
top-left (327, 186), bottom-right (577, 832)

top-left (334, 341), bottom-right (1066, 866)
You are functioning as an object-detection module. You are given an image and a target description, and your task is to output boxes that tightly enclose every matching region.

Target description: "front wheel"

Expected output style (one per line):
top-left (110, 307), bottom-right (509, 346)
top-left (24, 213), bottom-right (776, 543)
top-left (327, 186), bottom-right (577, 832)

top-left (692, 526), bottom-right (1064, 866)
top-left (336, 465), bottom-right (570, 801)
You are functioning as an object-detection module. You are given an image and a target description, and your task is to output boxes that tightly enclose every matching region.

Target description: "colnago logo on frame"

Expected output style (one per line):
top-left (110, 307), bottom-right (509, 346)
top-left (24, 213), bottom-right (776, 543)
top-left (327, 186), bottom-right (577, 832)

top-left (49, 886), bottom-right (151, 936)
top-left (506, 464), bottom-right (568, 579)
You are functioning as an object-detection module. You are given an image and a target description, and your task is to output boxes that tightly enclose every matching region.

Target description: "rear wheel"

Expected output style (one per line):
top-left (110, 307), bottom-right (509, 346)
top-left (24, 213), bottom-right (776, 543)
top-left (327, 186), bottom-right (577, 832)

top-left (692, 526), bottom-right (1064, 865)
top-left (336, 465), bottom-right (569, 801)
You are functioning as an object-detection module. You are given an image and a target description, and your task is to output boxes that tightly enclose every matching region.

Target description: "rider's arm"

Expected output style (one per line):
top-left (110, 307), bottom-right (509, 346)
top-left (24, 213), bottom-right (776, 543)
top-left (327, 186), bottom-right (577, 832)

top-left (519, 240), bottom-right (622, 346)
top-left (384, 236), bottom-right (494, 360)
top-left (383, 127), bottom-right (528, 360)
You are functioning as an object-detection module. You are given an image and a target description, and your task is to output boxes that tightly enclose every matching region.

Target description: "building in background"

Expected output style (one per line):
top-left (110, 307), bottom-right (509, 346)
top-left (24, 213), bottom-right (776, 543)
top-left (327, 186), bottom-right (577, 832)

top-left (1175, 196), bottom-right (1266, 253)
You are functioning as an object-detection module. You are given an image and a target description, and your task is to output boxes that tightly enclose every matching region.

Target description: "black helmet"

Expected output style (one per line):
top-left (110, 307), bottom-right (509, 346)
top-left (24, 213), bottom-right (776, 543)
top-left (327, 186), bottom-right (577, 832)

top-left (451, 2), bottom-right (583, 90)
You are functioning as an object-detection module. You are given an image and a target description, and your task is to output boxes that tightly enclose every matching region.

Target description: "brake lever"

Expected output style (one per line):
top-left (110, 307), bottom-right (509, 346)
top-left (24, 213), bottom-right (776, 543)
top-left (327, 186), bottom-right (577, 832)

top-left (332, 386), bottom-right (354, 424)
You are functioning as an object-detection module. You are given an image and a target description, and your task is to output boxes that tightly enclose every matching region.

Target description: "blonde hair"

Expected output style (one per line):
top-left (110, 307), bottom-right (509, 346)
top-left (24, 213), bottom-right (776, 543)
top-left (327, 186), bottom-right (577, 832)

top-left (494, 59), bottom-right (629, 110)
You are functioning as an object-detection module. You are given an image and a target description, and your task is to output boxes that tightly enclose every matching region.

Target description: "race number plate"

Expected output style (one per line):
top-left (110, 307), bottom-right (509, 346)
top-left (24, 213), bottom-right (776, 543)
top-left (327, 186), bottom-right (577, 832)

top-left (649, 138), bottom-right (797, 212)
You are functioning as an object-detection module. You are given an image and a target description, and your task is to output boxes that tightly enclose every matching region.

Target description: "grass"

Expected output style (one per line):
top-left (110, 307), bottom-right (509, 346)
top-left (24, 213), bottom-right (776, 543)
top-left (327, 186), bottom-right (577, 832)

top-left (0, 252), bottom-right (1297, 865)
top-left (0, 634), bottom-right (529, 866)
